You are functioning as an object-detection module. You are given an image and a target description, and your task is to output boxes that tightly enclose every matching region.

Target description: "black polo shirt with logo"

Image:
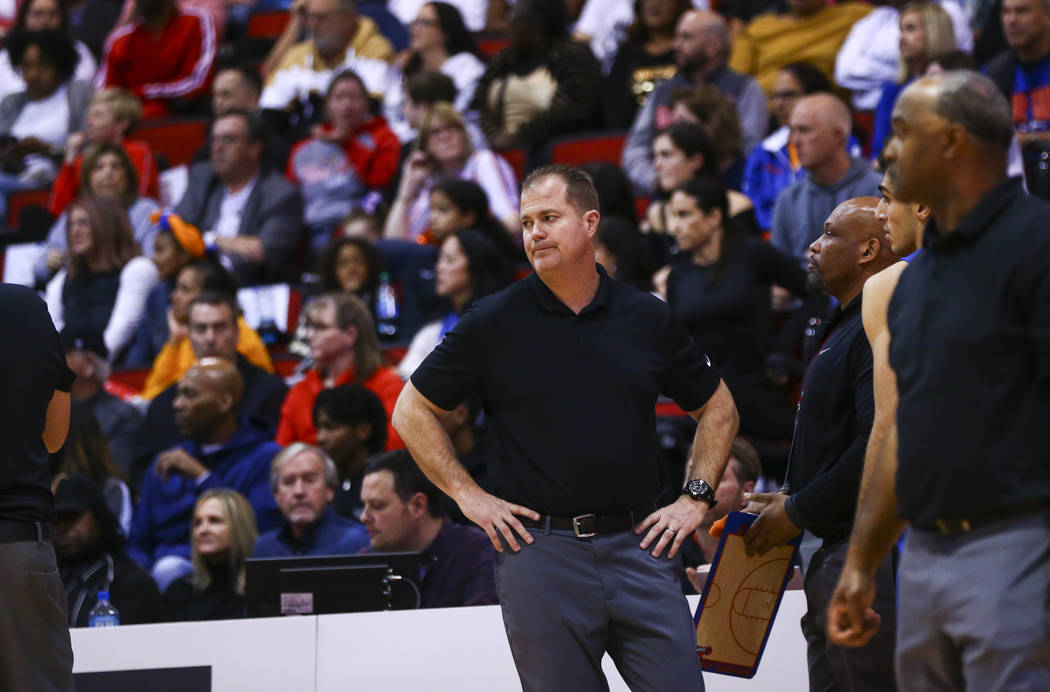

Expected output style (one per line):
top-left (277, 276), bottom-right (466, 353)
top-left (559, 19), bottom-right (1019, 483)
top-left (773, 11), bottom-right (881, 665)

top-left (411, 266), bottom-right (722, 516)
top-left (888, 177), bottom-right (1050, 526)
top-left (784, 295), bottom-right (874, 541)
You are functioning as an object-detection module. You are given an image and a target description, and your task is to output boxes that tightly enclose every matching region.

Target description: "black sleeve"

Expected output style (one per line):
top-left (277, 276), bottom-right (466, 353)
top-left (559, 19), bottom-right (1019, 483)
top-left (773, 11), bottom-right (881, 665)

top-left (790, 332), bottom-right (875, 526)
top-left (28, 287), bottom-right (75, 393)
top-left (601, 44), bottom-right (637, 130)
top-left (410, 303), bottom-right (488, 411)
top-left (753, 239), bottom-right (808, 298)
top-left (662, 314), bottom-right (722, 412)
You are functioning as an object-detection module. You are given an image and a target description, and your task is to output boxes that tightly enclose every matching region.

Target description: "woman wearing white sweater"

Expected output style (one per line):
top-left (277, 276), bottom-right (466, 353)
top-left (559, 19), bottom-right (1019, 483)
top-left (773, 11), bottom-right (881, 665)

top-left (46, 193), bottom-right (158, 362)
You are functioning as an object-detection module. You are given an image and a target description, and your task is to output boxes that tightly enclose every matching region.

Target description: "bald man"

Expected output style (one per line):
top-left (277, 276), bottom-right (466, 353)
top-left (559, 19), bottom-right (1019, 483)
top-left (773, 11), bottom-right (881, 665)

top-left (771, 94), bottom-right (883, 264)
top-left (827, 71), bottom-right (1050, 690)
top-left (621, 8), bottom-right (768, 193)
top-left (128, 358), bottom-right (283, 590)
top-left (745, 198), bottom-right (900, 692)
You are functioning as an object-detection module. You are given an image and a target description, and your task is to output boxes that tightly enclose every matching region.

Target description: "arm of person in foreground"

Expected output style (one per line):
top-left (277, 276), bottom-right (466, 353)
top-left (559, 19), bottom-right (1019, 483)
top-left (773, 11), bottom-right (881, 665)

top-left (43, 389), bottom-right (71, 453)
top-left (392, 382), bottom-right (539, 553)
top-left (636, 380), bottom-right (739, 559)
top-left (826, 267), bottom-right (908, 647)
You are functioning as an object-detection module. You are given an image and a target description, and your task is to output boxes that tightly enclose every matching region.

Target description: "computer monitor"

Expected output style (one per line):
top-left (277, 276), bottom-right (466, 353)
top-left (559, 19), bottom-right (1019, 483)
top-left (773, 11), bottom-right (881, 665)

top-left (244, 552), bottom-right (423, 617)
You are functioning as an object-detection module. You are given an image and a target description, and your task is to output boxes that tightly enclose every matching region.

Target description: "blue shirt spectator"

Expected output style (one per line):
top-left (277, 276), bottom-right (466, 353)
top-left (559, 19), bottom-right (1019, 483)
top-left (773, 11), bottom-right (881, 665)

top-left (128, 360), bottom-right (282, 589)
top-left (254, 507), bottom-right (369, 557)
top-left (253, 443), bottom-right (369, 558)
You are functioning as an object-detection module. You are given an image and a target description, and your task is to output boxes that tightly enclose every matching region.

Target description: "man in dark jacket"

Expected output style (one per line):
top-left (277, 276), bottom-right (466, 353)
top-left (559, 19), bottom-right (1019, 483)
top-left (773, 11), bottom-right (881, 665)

top-left (129, 358), bottom-right (283, 591)
top-left (984, 0), bottom-right (1050, 146)
top-left (175, 109), bottom-right (304, 285)
top-left (54, 474), bottom-right (163, 627)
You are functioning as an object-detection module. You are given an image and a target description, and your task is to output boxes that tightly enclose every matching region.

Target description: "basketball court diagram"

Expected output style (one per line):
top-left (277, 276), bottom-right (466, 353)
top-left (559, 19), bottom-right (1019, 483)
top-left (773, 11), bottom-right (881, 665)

top-left (693, 512), bottom-right (800, 678)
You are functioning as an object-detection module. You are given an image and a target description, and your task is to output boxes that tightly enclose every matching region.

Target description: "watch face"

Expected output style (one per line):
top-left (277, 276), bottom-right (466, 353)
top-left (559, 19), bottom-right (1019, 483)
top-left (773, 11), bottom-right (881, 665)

top-left (686, 479), bottom-right (716, 504)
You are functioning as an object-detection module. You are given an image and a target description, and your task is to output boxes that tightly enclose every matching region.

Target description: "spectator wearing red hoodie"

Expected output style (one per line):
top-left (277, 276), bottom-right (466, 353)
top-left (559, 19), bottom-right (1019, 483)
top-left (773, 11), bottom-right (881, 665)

top-left (286, 69), bottom-right (400, 258)
top-left (95, 0), bottom-right (216, 119)
top-left (49, 88), bottom-right (159, 217)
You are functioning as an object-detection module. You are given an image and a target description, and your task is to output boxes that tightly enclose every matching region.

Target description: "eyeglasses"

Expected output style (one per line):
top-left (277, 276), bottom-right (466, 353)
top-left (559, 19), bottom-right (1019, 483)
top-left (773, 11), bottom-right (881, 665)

top-left (303, 320), bottom-right (338, 333)
top-left (212, 134), bottom-right (250, 146)
top-left (429, 124), bottom-right (462, 138)
top-left (771, 90), bottom-right (803, 101)
top-left (413, 17), bottom-right (438, 27)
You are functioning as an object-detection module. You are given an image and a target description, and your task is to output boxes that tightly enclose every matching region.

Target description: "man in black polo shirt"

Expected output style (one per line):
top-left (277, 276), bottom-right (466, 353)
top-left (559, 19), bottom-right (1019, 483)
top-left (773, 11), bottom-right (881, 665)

top-left (393, 164), bottom-right (739, 690)
top-left (826, 71), bottom-right (1050, 689)
top-left (743, 198), bottom-right (899, 691)
top-left (0, 284), bottom-right (75, 691)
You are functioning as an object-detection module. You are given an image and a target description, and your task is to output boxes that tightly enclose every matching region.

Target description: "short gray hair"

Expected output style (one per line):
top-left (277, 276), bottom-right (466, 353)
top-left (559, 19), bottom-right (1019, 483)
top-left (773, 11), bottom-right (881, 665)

top-left (269, 443), bottom-right (339, 494)
top-left (931, 70), bottom-right (1013, 150)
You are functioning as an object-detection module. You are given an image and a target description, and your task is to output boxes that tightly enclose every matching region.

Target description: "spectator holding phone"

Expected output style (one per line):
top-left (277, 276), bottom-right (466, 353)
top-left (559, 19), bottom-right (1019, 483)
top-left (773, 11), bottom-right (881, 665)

top-left (383, 102), bottom-right (517, 242)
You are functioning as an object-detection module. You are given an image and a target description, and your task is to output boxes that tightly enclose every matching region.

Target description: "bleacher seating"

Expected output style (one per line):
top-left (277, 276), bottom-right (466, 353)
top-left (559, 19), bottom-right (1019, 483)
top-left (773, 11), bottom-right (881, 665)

top-left (7, 189), bottom-right (50, 229)
top-left (476, 33), bottom-right (509, 57)
top-left (132, 117), bottom-right (209, 169)
top-left (247, 10), bottom-right (291, 39)
top-left (551, 131), bottom-right (628, 167)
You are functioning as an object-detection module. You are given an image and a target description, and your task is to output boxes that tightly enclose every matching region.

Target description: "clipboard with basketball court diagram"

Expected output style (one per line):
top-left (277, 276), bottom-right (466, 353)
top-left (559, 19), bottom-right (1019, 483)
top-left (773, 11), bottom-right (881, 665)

top-left (693, 511), bottom-right (801, 678)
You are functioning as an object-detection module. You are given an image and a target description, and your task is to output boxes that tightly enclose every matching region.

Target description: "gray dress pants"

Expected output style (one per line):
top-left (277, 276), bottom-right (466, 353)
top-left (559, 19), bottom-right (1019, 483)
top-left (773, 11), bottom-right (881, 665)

top-left (494, 527), bottom-right (704, 692)
top-left (896, 509), bottom-right (1050, 691)
top-left (0, 536), bottom-right (75, 692)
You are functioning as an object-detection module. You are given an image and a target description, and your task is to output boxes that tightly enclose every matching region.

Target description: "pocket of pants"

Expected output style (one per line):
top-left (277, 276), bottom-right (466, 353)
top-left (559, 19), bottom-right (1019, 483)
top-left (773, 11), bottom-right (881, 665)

top-left (24, 566), bottom-right (68, 621)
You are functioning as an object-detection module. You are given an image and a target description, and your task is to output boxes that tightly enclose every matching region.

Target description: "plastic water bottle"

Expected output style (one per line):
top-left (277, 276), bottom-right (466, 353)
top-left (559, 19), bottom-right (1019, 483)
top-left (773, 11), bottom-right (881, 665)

top-left (376, 272), bottom-right (400, 341)
top-left (88, 591), bottom-right (119, 628)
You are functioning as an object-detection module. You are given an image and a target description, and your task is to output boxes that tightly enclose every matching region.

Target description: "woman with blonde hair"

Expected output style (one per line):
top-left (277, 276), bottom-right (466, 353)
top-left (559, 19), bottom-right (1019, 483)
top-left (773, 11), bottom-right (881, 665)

top-left (870, 2), bottom-right (956, 155)
top-left (384, 102), bottom-right (519, 242)
top-left (164, 489), bottom-right (258, 621)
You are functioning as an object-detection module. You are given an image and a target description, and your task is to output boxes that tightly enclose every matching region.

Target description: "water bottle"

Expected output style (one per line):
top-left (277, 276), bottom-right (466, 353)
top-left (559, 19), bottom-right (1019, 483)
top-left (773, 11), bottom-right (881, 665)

top-left (88, 591), bottom-right (120, 628)
top-left (375, 272), bottom-right (400, 341)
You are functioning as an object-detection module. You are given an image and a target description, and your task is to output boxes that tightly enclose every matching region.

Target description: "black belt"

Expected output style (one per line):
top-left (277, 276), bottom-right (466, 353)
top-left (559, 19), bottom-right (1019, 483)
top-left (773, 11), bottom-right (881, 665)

top-left (520, 509), bottom-right (650, 538)
top-left (0, 521), bottom-right (52, 543)
top-left (915, 499), bottom-right (1050, 536)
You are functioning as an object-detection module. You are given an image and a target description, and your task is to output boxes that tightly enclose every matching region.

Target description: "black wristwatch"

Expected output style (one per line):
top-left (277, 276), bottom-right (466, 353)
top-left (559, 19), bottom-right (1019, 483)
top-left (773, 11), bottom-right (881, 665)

top-left (682, 479), bottom-right (717, 508)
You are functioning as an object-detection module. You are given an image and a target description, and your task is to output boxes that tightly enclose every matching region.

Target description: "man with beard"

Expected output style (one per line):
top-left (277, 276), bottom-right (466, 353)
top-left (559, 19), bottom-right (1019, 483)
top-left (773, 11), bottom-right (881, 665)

top-left (623, 9), bottom-right (768, 194)
top-left (95, 0), bottom-right (217, 118)
top-left (53, 474), bottom-right (163, 626)
top-left (260, 0), bottom-right (393, 112)
top-left (129, 358), bottom-right (282, 590)
top-left (743, 197), bottom-right (900, 691)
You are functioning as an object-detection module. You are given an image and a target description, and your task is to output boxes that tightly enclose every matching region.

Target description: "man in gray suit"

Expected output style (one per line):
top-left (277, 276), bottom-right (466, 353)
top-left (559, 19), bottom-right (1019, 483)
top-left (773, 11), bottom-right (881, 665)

top-left (175, 108), bottom-right (303, 285)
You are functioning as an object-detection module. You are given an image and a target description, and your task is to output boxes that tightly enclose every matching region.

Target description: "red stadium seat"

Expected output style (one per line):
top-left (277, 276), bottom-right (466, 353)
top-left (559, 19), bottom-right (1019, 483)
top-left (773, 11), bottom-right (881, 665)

top-left (496, 147), bottom-right (526, 182)
top-left (132, 117), bottom-right (209, 168)
top-left (634, 196), bottom-right (650, 222)
top-left (476, 33), bottom-right (509, 57)
top-left (248, 10), bottom-right (291, 39)
top-left (7, 188), bottom-right (50, 228)
top-left (550, 131), bottom-right (627, 167)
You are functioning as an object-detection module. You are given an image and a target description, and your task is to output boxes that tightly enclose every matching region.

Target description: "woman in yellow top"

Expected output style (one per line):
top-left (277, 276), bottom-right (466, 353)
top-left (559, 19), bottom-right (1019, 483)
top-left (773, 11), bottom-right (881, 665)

top-left (139, 258), bottom-right (273, 399)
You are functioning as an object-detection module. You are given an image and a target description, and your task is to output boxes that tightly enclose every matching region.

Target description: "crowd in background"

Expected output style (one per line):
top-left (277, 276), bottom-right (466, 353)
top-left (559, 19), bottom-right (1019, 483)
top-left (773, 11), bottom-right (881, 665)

top-left (7, 0), bottom-right (1049, 624)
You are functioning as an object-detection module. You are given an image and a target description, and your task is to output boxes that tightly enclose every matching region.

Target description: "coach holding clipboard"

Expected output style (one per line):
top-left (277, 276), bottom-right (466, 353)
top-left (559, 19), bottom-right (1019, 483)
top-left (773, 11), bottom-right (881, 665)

top-left (394, 164), bottom-right (739, 691)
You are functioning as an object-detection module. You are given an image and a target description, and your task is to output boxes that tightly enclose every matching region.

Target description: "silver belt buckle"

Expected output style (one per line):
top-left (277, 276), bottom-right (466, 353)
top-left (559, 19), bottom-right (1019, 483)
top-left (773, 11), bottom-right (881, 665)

top-left (572, 514), bottom-right (596, 538)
